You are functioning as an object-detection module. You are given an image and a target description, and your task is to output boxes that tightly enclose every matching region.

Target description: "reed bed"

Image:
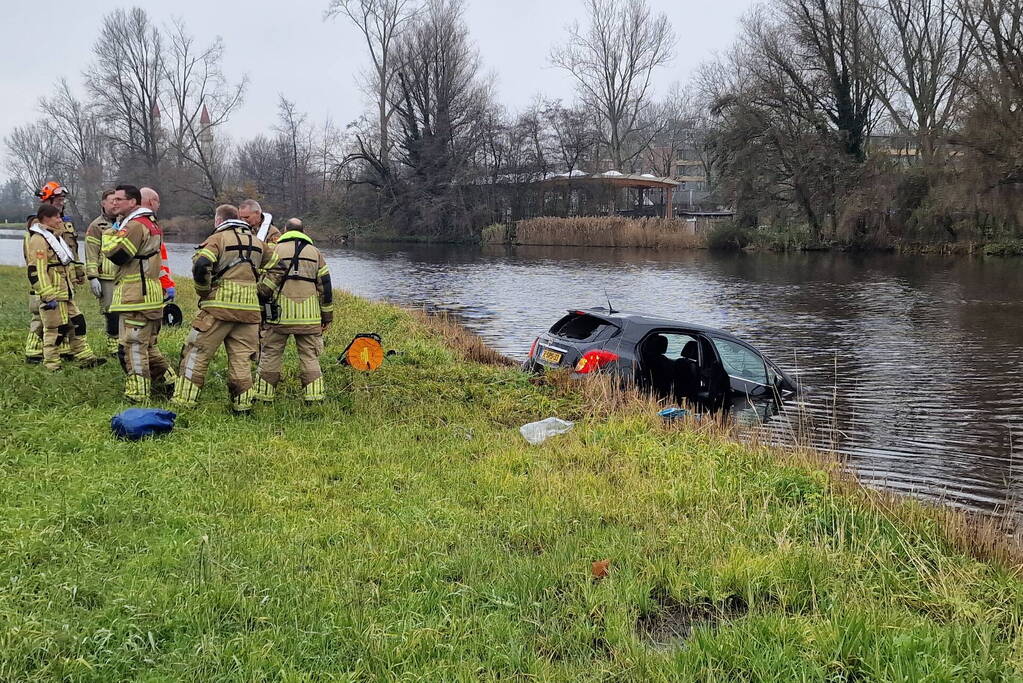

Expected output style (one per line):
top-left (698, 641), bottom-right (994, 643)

top-left (512, 216), bottom-right (706, 249)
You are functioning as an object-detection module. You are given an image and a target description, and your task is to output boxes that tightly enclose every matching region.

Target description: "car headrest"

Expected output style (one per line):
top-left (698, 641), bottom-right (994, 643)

top-left (646, 334), bottom-right (668, 355)
top-left (681, 340), bottom-right (699, 361)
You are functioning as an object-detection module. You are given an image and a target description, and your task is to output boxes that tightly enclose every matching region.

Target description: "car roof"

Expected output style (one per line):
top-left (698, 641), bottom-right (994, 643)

top-left (574, 307), bottom-right (748, 343)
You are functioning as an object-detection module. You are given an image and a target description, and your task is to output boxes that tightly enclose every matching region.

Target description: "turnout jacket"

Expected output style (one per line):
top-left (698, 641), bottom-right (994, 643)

top-left (255, 212), bottom-right (281, 245)
top-left (25, 223), bottom-right (78, 303)
top-left (23, 217), bottom-right (82, 293)
top-left (102, 208), bottom-right (165, 319)
top-left (192, 219), bottom-right (276, 323)
top-left (60, 218), bottom-right (85, 284)
top-left (84, 214), bottom-right (118, 280)
top-left (257, 230), bottom-right (333, 333)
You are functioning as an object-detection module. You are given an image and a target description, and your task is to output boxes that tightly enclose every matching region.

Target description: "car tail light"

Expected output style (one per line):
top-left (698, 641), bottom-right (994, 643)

top-left (528, 336), bottom-right (539, 358)
top-left (575, 349), bottom-right (619, 374)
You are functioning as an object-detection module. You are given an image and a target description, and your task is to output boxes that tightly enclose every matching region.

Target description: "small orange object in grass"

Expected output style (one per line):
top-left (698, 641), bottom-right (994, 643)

top-left (592, 559), bottom-right (610, 579)
top-left (342, 334), bottom-right (385, 371)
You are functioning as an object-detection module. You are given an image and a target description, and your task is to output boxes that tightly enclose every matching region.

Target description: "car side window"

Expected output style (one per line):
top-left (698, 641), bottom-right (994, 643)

top-left (661, 333), bottom-right (699, 360)
top-left (711, 338), bottom-right (768, 384)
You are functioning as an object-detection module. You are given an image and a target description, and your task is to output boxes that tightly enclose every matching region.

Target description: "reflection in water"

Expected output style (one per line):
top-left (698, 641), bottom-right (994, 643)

top-left (2, 236), bottom-right (1021, 514)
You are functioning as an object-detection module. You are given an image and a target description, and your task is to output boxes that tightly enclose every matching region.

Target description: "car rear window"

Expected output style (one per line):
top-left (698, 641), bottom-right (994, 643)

top-left (549, 313), bottom-right (618, 341)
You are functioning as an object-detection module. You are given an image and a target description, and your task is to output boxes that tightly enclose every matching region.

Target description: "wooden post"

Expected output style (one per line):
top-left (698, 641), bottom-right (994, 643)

top-left (665, 186), bottom-right (673, 218)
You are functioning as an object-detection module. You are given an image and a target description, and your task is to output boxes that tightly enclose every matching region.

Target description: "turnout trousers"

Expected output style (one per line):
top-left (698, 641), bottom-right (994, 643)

top-left (118, 313), bottom-right (173, 401)
top-left (255, 328), bottom-right (325, 402)
top-left (25, 294), bottom-right (43, 361)
top-left (100, 280), bottom-right (119, 355)
top-left (173, 311), bottom-right (259, 412)
top-left (40, 300), bottom-right (96, 370)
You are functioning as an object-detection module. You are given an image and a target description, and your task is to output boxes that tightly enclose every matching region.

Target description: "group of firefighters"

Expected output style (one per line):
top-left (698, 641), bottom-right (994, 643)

top-left (23, 181), bottom-right (334, 413)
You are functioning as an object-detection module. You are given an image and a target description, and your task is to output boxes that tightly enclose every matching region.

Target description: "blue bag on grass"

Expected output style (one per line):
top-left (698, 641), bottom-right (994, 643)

top-left (111, 408), bottom-right (177, 440)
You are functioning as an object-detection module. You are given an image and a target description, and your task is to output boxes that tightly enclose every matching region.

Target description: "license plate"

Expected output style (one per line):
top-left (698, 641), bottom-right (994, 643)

top-left (540, 348), bottom-right (563, 365)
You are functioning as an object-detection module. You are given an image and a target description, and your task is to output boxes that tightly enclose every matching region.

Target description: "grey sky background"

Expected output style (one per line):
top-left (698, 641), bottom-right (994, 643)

top-left (1, 0), bottom-right (753, 154)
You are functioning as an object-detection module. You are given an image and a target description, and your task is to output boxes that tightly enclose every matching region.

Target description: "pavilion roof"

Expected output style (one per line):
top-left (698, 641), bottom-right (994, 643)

top-left (538, 170), bottom-right (679, 189)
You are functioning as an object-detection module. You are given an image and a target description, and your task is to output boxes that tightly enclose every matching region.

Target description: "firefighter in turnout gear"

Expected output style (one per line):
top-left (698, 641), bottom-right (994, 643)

top-left (254, 218), bottom-right (333, 403)
top-left (238, 199), bottom-right (281, 245)
top-left (84, 189), bottom-right (120, 355)
top-left (172, 204), bottom-right (277, 413)
top-left (140, 187), bottom-right (177, 301)
top-left (24, 181), bottom-right (84, 362)
top-left (239, 199), bottom-right (282, 349)
top-left (103, 184), bottom-right (175, 402)
top-left (26, 203), bottom-right (105, 371)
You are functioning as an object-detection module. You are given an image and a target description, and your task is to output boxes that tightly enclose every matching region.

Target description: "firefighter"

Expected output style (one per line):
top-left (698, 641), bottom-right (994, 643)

top-left (84, 189), bottom-right (120, 355)
top-left (102, 184), bottom-right (175, 402)
top-left (140, 187), bottom-right (176, 301)
top-left (239, 199), bottom-right (281, 347)
top-left (238, 199), bottom-right (281, 245)
top-left (254, 218), bottom-right (333, 403)
top-left (24, 181), bottom-right (84, 362)
top-left (26, 203), bottom-right (105, 371)
top-left (172, 204), bottom-right (276, 413)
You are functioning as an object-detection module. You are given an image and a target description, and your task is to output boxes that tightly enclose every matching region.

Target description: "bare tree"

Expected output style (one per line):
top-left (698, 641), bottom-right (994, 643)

top-left (235, 134), bottom-right (287, 208)
top-left (956, 0), bottom-right (1023, 185)
top-left (645, 84), bottom-right (702, 178)
top-left (863, 0), bottom-right (974, 161)
top-left (326, 0), bottom-right (417, 163)
top-left (85, 7), bottom-right (165, 179)
top-left (701, 35), bottom-right (847, 238)
top-left (550, 0), bottom-right (674, 169)
top-left (314, 118), bottom-right (345, 196)
top-left (540, 100), bottom-right (601, 174)
top-left (5, 123), bottom-right (61, 200)
top-left (162, 19), bottom-right (247, 202)
top-left (0, 178), bottom-right (32, 222)
top-left (748, 0), bottom-right (880, 161)
top-left (275, 96), bottom-right (316, 214)
top-left (38, 79), bottom-right (107, 216)
top-left (377, 0), bottom-right (493, 236)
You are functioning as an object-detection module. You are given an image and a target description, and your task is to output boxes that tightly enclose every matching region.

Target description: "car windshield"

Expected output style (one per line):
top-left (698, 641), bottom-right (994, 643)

top-left (549, 313), bottom-right (618, 341)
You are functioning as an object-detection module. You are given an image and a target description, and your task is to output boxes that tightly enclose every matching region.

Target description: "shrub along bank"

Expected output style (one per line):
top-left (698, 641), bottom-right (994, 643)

top-left (1, 265), bottom-right (1022, 679)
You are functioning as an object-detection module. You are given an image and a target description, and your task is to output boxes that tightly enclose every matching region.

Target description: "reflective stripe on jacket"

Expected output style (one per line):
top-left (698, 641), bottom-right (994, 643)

top-left (192, 221), bottom-right (275, 323)
top-left (257, 230), bottom-right (333, 333)
top-left (85, 215), bottom-right (118, 280)
top-left (26, 228), bottom-right (76, 302)
top-left (103, 215), bottom-right (165, 315)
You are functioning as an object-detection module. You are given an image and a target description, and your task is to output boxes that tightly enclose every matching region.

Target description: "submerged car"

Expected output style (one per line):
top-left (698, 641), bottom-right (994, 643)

top-left (523, 308), bottom-right (797, 411)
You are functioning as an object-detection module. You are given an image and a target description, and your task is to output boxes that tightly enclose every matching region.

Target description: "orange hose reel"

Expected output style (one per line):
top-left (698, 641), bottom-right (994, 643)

top-left (340, 333), bottom-right (385, 371)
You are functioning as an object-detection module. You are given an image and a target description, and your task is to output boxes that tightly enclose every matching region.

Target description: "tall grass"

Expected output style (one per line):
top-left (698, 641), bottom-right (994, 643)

top-left (2, 265), bottom-right (1023, 679)
top-left (513, 216), bottom-right (706, 249)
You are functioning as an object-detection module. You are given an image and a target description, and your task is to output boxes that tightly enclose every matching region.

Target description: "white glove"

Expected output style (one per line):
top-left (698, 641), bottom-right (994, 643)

top-left (89, 278), bottom-right (103, 298)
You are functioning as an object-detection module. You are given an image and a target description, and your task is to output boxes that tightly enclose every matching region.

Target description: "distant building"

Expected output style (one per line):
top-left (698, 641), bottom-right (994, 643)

top-left (866, 134), bottom-right (919, 165)
top-left (199, 102), bottom-right (213, 154)
top-left (668, 147), bottom-right (711, 208)
top-left (640, 144), bottom-right (711, 209)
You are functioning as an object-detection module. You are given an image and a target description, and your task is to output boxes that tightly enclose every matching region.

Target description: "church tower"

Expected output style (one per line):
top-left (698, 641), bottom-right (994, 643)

top-left (199, 101), bottom-right (213, 154)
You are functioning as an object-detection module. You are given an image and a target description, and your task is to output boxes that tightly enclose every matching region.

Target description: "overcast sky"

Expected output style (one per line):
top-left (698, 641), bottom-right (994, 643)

top-left (1, 0), bottom-right (753, 153)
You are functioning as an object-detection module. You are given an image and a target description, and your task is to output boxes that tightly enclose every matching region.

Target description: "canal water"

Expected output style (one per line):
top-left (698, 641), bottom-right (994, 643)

top-left (3, 234), bottom-right (1022, 515)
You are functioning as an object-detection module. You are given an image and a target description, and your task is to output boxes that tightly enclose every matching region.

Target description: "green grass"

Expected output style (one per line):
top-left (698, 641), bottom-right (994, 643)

top-left (1, 264), bottom-right (1022, 680)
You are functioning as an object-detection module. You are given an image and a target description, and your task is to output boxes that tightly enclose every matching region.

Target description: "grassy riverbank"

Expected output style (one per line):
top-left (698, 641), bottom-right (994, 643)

top-left (2, 265), bottom-right (1023, 679)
